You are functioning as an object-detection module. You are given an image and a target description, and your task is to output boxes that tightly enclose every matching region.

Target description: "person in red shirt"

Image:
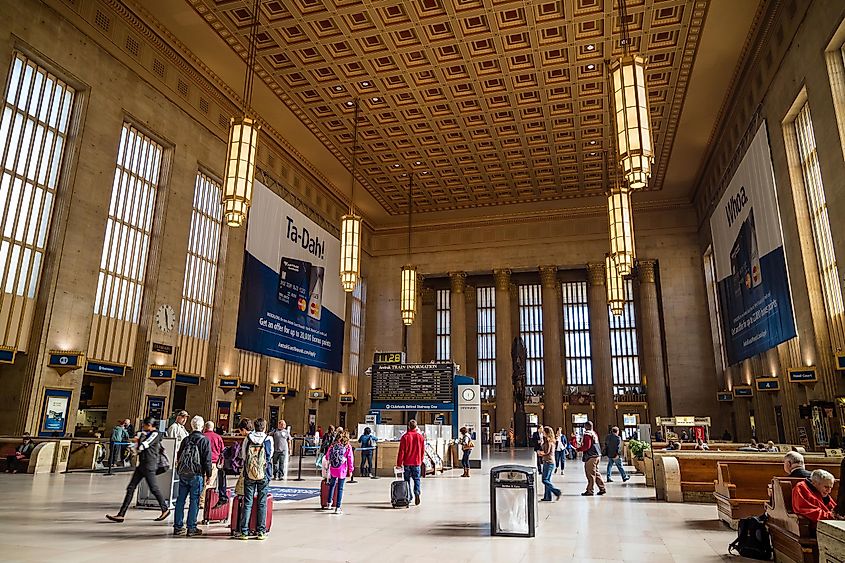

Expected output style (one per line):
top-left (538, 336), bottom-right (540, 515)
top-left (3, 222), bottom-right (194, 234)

top-left (396, 419), bottom-right (426, 506)
top-left (578, 421), bottom-right (606, 496)
top-left (202, 421), bottom-right (227, 509)
top-left (793, 469), bottom-right (837, 524)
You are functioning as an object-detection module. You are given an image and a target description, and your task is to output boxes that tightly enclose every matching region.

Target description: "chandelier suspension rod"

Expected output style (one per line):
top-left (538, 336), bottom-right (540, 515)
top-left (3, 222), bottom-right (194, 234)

top-left (617, 0), bottom-right (631, 54)
top-left (242, 0), bottom-right (260, 114)
top-left (407, 174), bottom-right (413, 259)
top-left (349, 99), bottom-right (359, 214)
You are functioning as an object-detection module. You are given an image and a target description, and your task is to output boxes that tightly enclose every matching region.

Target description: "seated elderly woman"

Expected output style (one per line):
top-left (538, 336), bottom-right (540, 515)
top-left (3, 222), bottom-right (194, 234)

top-left (792, 469), bottom-right (837, 523)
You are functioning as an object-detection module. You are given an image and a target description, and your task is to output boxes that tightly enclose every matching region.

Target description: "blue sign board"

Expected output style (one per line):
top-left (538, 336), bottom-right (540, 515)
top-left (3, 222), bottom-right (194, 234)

top-left (755, 378), bottom-right (780, 391)
top-left (788, 368), bottom-right (817, 383)
top-left (176, 374), bottom-right (200, 385)
top-left (219, 378), bottom-right (239, 389)
top-left (240, 382), bottom-right (256, 392)
top-left (733, 386), bottom-right (753, 398)
top-left (48, 352), bottom-right (81, 368)
top-left (0, 348), bottom-right (15, 363)
top-left (270, 385), bottom-right (287, 395)
top-left (146, 396), bottom-right (166, 420)
top-left (150, 367), bottom-right (175, 380)
top-left (717, 392), bottom-right (734, 402)
top-left (86, 360), bottom-right (125, 376)
top-left (40, 388), bottom-right (71, 436)
top-left (370, 401), bottom-right (454, 411)
top-left (837, 355), bottom-right (845, 371)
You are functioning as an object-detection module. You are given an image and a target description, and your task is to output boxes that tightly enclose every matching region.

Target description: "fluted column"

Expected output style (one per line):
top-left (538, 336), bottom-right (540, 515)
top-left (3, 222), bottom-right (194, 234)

top-left (540, 266), bottom-right (564, 430)
top-left (449, 272), bottom-right (468, 373)
top-left (407, 274), bottom-right (425, 362)
top-left (587, 263), bottom-right (615, 435)
top-left (637, 260), bottom-right (669, 426)
top-left (494, 269), bottom-right (514, 432)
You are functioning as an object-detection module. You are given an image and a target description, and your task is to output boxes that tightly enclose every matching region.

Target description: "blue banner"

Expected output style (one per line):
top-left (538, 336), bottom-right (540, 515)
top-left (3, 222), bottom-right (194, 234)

top-left (235, 182), bottom-right (344, 372)
top-left (710, 123), bottom-right (796, 365)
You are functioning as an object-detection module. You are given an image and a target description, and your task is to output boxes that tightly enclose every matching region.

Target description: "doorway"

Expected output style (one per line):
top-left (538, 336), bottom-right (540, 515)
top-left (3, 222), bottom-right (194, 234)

top-left (774, 405), bottom-right (786, 443)
top-left (339, 411), bottom-right (347, 429)
top-left (269, 406), bottom-right (279, 430)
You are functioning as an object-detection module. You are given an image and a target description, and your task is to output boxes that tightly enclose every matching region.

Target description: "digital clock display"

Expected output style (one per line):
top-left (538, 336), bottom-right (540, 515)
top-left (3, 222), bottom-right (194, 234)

top-left (373, 351), bottom-right (405, 365)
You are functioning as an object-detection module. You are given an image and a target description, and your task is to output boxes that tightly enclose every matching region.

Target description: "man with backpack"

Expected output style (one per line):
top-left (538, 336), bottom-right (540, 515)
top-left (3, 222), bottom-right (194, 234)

top-left (173, 416), bottom-right (212, 537)
top-left (578, 420), bottom-right (606, 496)
top-left (237, 417), bottom-right (273, 540)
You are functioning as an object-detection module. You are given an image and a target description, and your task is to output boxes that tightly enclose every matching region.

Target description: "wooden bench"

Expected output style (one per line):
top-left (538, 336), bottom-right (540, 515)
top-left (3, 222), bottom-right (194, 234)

top-left (655, 452), bottom-right (830, 503)
top-left (715, 460), bottom-right (841, 529)
top-left (766, 477), bottom-right (840, 563)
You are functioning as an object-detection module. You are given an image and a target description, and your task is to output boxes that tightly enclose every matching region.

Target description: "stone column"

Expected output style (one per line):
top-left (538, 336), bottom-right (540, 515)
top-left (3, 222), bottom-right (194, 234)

top-left (449, 272), bottom-right (468, 373)
top-left (407, 274), bottom-right (425, 363)
top-left (637, 260), bottom-right (669, 426)
top-left (494, 269), bottom-right (514, 432)
top-left (587, 263), bottom-right (615, 435)
top-left (540, 266), bottom-right (564, 430)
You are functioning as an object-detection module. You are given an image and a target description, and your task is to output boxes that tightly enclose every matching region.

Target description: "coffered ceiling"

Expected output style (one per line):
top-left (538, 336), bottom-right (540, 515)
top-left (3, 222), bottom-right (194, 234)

top-left (132, 0), bottom-right (762, 225)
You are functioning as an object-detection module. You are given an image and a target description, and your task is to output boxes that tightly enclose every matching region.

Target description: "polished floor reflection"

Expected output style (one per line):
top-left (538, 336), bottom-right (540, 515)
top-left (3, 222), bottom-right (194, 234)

top-left (0, 449), bottom-right (751, 562)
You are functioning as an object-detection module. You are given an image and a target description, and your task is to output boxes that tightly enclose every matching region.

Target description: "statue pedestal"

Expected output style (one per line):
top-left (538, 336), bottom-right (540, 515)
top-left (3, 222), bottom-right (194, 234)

top-left (514, 410), bottom-right (527, 447)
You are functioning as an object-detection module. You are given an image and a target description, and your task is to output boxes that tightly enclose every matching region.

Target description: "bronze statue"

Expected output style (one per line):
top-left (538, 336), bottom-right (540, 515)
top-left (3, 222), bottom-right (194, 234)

top-left (511, 336), bottom-right (527, 409)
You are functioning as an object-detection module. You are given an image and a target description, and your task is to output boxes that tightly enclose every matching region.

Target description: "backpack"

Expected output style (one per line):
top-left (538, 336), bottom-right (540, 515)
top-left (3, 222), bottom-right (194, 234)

top-left (329, 443), bottom-right (346, 468)
top-left (176, 437), bottom-right (202, 478)
top-left (222, 444), bottom-right (243, 476)
top-left (245, 440), bottom-right (267, 481)
top-left (728, 514), bottom-right (772, 560)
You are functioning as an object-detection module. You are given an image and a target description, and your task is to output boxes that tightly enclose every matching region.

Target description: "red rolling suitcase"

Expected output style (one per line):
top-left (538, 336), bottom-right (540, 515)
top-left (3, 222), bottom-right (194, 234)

top-left (202, 488), bottom-right (230, 524)
top-left (230, 493), bottom-right (273, 534)
top-left (320, 478), bottom-right (340, 508)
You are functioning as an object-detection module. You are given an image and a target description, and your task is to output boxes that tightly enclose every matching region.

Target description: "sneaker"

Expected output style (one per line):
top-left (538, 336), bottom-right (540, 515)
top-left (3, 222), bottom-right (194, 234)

top-left (414, 494), bottom-right (420, 506)
top-left (597, 489), bottom-right (607, 496)
top-left (581, 491), bottom-right (594, 496)
top-left (173, 527), bottom-right (186, 536)
top-left (255, 532), bottom-right (267, 540)
top-left (105, 514), bottom-right (125, 523)
top-left (623, 476), bottom-right (630, 482)
top-left (606, 479), bottom-right (614, 482)
top-left (539, 498), bottom-right (552, 502)
top-left (334, 507), bottom-right (343, 515)
top-left (238, 533), bottom-right (250, 540)
top-left (554, 491), bottom-right (562, 501)
top-left (154, 509), bottom-right (171, 521)
top-left (213, 499), bottom-right (228, 509)
top-left (187, 528), bottom-right (203, 537)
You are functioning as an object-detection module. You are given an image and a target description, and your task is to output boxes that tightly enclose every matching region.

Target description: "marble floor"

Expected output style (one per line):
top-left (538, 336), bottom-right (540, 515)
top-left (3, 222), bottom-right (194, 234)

top-left (0, 449), bottom-right (753, 563)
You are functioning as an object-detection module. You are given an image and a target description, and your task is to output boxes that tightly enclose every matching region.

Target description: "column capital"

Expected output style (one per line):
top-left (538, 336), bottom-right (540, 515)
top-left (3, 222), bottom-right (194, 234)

top-left (637, 260), bottom-right (657, 284)
top-left (539, 265), bottom-right (558, 288)
top-left (586, 262), bottom-right (606, 287)
top-left (493, 268), bottom-right (511, 291)
top-left (449, 271), bottom-right (467, 293)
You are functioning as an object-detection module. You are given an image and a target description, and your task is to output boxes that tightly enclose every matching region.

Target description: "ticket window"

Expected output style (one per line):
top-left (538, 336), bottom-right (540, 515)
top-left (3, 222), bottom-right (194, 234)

top-left (622, 413), bottom-right (639, 440)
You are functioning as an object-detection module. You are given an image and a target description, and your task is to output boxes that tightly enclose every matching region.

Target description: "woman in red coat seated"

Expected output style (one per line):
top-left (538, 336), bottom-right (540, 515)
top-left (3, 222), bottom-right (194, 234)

top-left (792, 469), bottom-right (837, 523)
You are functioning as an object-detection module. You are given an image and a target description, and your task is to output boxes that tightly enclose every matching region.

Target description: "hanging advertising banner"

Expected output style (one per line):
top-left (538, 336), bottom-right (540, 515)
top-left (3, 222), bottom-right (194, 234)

top-left (709, 122), bottom-right (796, 365)
top-left (235, 181), bottom-right (345, 372)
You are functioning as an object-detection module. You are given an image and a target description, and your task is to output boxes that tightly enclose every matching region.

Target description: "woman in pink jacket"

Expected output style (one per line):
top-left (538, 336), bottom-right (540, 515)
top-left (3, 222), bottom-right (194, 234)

top-left (325, 429), bottom-right (355, 514)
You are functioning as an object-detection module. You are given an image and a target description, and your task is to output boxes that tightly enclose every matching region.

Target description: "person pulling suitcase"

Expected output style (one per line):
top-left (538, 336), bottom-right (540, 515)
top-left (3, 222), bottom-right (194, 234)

top-left (395, 419), bottom-right (425, 506)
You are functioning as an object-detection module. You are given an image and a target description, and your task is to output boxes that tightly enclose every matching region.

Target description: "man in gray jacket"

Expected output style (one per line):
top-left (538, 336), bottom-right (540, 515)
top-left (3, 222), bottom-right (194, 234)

top-left (605, 426), bottom-right (629, 483)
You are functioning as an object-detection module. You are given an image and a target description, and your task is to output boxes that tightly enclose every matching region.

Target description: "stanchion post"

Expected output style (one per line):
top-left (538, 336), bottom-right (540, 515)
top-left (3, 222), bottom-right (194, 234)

top-left (295, 438), bottom-right (305, 482)
top-left (348, 449), bottom-right (356, 484)
top-left (371, 444), bottom-right (379, 479)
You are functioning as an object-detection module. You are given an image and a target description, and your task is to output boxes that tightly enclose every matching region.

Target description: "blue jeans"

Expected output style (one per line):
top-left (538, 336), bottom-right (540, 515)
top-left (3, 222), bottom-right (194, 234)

top-left (403, 465), bottom-right (421, 497)
top-left (360, 451), bottom-right (373, 476)
top-left (240, 477), bottom-right (269, 534)
top-left (327, 476), bottom-right (346, 508)
top-left (174, 474), bottom-right (204, 531)
top-left (606, 456), bottom-right (628, 480)
top-left (541, 462), bottom-right (560, 501)
top-left (555, 450), bottom-right (566, 472)
top-left (461, 449), bottom-right (471, 469)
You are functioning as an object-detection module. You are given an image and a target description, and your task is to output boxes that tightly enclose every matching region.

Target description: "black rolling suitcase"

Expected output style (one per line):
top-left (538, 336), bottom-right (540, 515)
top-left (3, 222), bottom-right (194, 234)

top-left (391, 479), bottom-right (411, 508)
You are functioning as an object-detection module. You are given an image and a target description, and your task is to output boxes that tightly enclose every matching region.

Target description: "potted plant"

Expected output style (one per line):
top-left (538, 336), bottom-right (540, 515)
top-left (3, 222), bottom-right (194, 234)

top-left (628, 439), bottom-right (650, 474)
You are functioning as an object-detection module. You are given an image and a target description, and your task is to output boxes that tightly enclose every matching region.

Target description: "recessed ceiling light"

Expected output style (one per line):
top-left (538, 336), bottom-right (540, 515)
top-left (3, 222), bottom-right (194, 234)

top-left (586, 64), bottom-right (595, 70)
top-left (590, 152), bottom-right (596, 156)
top-left (372, 97), bottom-right (380, 102)
top-left (333, 86), bottom-right (343, 92)
top-left (361, 81), bottom-right (371, 87)
top-left (589, 140), bottom-right (596, 145)
top-left (415, 161), bottom-right (421, 165)
top-left (393, 164), bottom-right (400, 168)
top-left (345, 101), bottom-right (354, 107)
top-left (586, 44), bottom-right (595, 51)
top-left (421, 171), bottom-right (429, 175)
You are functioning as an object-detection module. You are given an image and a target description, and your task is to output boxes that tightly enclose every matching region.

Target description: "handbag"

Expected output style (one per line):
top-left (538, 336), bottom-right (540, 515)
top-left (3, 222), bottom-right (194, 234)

top-left (462, 440), bottom-right (474, 451)
top-left (155, 445), bottom-right (170, 475)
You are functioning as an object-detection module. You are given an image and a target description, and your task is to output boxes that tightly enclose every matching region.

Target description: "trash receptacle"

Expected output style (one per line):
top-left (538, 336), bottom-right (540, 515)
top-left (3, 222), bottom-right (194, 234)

top-left (490, 464), bottom-right (537, 537)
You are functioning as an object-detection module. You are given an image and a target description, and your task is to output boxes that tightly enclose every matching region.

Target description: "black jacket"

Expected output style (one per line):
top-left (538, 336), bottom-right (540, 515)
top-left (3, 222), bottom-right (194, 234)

top-left (790, 467), bottom-right (812, 478)
top-left (604, 433), bottom-right (622, 458)
top-left (136, 431), bottom-right (163, 472)
top-left (177, 431), bottom-right (213, 478)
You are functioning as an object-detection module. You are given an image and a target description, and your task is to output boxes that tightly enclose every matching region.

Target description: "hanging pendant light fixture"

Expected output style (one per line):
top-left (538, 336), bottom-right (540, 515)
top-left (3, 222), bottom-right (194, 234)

top-left (610, 0), bottom-right (653, 190)
top-left (400, 174), bottom-right (417, 326)
top-left (339, 100), bottom-right (361, 292)
top-left (606, 254), bottom-right (625, 317)
top-left (222, 0), bottom-right (261, 227)
top-left (606, 146), bottom-right (636, 277)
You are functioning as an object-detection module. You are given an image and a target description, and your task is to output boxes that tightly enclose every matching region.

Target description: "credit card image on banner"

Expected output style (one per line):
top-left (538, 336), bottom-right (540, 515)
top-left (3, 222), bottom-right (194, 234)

top-left (729, 208), bottom-right (763, 310)
top-left (307, 266), bottom-right (324, 321)
top-left (278, 257), bottom-right (311, 314)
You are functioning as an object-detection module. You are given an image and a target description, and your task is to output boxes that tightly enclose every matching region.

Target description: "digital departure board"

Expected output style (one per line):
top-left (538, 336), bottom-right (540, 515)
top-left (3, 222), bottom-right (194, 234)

top-left (371, 362), bottom-right (455, 405)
